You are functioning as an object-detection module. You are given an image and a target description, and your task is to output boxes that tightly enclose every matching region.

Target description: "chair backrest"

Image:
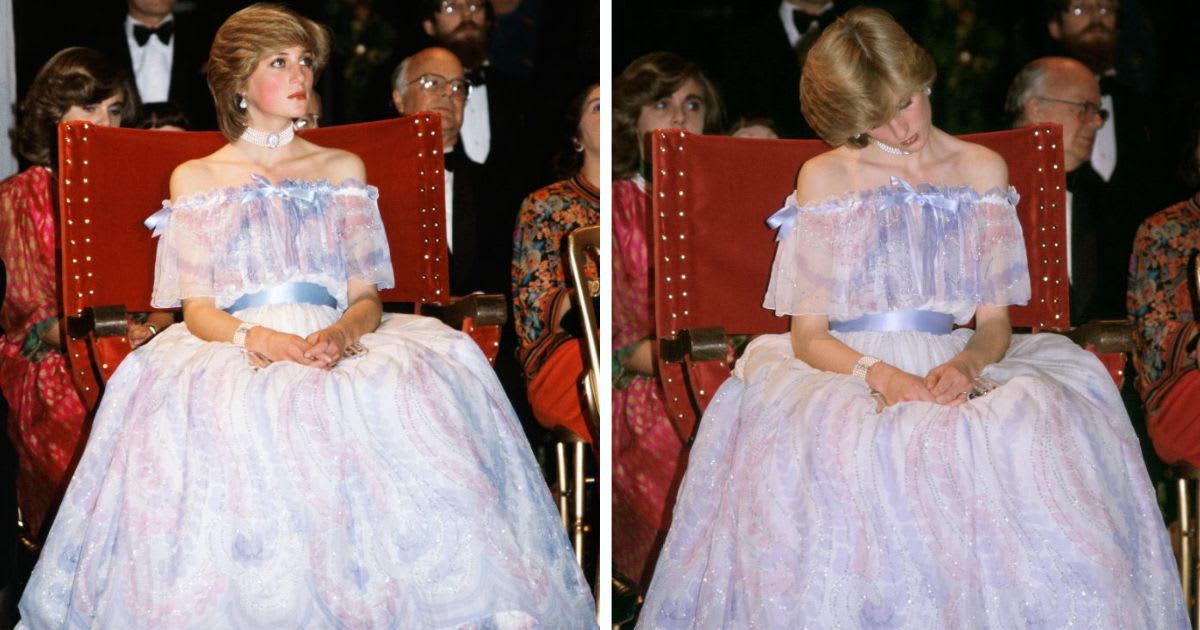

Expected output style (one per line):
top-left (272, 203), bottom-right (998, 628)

top-left (567, 225), bottom-right (600, 437)
top-left (651, 125), bottom-right (1069, 438)
top-left (57, 115), bottom-right (449, 405)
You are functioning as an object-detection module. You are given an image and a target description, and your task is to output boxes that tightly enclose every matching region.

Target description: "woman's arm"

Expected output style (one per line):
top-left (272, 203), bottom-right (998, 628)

top-left (182, 297), bottom-right (326, 367)
top-left (791, 314), bottom-right (936, 406)
top-left (304, 277), bottom-right (382, 367)
top-left (924, 305), bottom-right (1011, 404)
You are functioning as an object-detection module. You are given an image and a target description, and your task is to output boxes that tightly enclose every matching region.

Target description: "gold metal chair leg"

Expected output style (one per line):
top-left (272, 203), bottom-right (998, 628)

top-left (1180, 477), bottom-right (1195, 625)
top-left (572, 441), bottom-right (586, 567)
top-left (556, 442), bottom-right (569, 531)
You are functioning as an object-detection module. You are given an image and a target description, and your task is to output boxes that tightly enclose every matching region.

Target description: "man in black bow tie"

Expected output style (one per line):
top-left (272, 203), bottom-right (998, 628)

top-left (1045, 0), bottom-right (1167, 209)
top-left (711, 1), bottom-right (850, 139)
top-left (93, 0), bottom-right (215, 130)
top-left (420, 0), bottom-right (530, 187)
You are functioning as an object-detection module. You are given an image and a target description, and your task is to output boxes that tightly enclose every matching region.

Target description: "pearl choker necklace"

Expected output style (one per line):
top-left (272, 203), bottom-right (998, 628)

top-left (871, 137), bottom-right (912, 156)
top-left (239, 123), bottom-right (295, 149)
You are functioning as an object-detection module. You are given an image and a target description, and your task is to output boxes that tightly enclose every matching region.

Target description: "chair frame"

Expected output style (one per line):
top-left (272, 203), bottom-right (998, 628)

top-left (648, 125), bottom-right (1129, 441)
top-left (56, 115), bottom-right (504, 408)
top-left (564, 224), bottom-right (600, 606)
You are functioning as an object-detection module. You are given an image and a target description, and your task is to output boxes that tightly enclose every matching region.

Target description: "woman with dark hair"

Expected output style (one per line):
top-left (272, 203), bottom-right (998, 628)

top-left (511, 83), bottom-right (599, 443)
top-left (638, 8), bottom-right (1183, 627)
top-left (18, 5), bottom-right (593, 628)
top-left (612, 51), bottom-right (723, 590)
top-left (0, 47), bottom-right (144, 543)
top-left (1128, 101), bottom-right (1200, 469)
top-left (136, 102), bottom-right (190, 131)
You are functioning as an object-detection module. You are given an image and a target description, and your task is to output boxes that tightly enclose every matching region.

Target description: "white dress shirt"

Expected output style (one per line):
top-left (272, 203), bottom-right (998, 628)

top-left (443, 159), bottom-right (456, 253)
top-left (125, 14), bottom-right (175, 104)
top-left (460, 83), bottom-right (491, 165)
top-left (1092, 81), bottom-right (1117, 182)
top-left (778, 0), bottom-right (833, 49)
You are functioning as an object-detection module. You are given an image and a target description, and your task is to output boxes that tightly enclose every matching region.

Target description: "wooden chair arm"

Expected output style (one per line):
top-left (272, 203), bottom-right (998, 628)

top-left (659, 326), bottom-right (728, 363)
top-left (1063, 318), bottom-right (1134, 354)
top-left (421, 293), bottom-right (508, 328)
top-left (66, 304), bottom-right (129, 339)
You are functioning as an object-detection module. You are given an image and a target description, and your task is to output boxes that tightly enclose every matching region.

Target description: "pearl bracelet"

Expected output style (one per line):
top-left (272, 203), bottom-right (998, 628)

top-left (852, 355), bottom-right (882, 380)
top-left (232, 322), bottom-right (258, 348)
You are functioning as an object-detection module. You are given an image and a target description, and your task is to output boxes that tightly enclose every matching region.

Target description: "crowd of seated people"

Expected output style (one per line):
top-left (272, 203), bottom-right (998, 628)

top-left (0, 0), bottom-right (599, 625)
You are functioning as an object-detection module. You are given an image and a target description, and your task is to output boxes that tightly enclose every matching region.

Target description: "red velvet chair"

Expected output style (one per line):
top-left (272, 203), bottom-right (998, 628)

top-left (56, 115), bottom-right (504, 409)
top-left (649, 125), bottom-right (1131, 441)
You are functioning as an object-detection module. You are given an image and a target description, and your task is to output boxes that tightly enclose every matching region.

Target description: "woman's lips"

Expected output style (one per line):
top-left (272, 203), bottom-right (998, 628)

top-left (901, 133), bottom-right (919, 147)
top-left (288, 91), bottom-right (307, 100)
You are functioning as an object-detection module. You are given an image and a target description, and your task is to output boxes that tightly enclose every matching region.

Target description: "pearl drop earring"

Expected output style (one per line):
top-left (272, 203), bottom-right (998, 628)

top-left (924, 86), bottom-right (932, 96)
top-left (239, 96), bottom-right (247, 110)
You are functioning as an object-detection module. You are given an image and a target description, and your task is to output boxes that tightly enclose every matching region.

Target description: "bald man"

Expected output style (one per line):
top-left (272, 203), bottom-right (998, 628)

top-left (1008, 56), bottom-right (1136, 325)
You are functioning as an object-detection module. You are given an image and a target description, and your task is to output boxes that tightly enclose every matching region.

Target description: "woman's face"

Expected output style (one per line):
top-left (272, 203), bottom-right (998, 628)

top-left (866, 88), bottom-right (933, 153)
top-left (243, 45), bottom-right (314, 126)
top-left (637, 78), bottom-right (707, 139)
top-left (60, 93), bottom-right (124, 128)
top-left (578, 86), bottom-right (601, 158)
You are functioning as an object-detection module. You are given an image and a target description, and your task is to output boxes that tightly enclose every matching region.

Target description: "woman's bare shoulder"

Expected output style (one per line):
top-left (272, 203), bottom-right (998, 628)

top-left (306, 144), bottom-right (366, 183)
top-left (169, 156), bottom-right (221, 201)
top-left (948, 138), bottom-right (1009, 191)
top-left (794, 148), bottom-right (853, 204)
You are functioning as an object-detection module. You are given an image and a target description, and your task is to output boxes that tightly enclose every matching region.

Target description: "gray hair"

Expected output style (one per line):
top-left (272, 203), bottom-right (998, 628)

top-left (1005, 59), bottom-right (1050, 128)
top-left (391, 57), bottom-right (412, 94)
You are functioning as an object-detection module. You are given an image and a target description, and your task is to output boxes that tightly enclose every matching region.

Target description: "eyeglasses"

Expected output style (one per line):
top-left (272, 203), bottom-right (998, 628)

top-left (406, 74), bottom-right (470, 101)
top-left (1066, 1), bottom-right (1116, 18)
top-left (1034, 96), bottom-right (1110, 123)
top-left (439, 1), bottom-right (485, 16)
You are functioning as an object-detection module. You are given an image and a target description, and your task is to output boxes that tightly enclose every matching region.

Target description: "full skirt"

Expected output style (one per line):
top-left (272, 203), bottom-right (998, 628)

top-left (19, 304), bottom-right (595, 629)
top-left (638, 330), bottom-right (1187, 629)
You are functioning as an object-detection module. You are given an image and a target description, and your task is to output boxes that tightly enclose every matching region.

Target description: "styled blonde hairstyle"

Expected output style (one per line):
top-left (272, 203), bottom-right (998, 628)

top-left (800, 8), bottom-right (936, 147)
top-left (207, 3), bottom-right (330, 142)
top-left (612, 51), bottom-right (723, 179)
top-left (11, 47), bottom-right (138, 166)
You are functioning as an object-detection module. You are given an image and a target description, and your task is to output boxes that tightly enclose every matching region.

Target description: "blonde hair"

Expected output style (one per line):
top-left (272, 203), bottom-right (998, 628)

top-left (207, 3), bottom-right (330, 142)
top-left (800, 8), bottom-right (936, 147)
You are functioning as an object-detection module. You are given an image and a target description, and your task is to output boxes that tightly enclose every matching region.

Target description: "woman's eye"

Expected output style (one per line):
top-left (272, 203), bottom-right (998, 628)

top-left (653, 99), bottom-right (669, 110)
top-left (590, 103), bottom-right (600, 114)
top-left (300, 56), bottom-right (314, 67)
top-left (898, 98), bottom-right (913, 109)
top-left (270, 58), bottom-right (285, 68)
top-left (107, 105), bottom-right (123, 116)
top-left (685, 99), bottom-right (703, 112)
top-left (83, 104), bottom-right (97, 112)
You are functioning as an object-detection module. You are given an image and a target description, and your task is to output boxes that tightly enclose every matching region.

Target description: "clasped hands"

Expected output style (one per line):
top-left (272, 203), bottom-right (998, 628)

top-left (865, 359), bottom-right (990, 410)
top-left (242, 325), bottom-right (355, 370)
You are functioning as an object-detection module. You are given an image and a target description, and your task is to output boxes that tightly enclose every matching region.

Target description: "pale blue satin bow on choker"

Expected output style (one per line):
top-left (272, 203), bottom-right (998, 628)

top-left (765, 176), bottom-right (961, 241)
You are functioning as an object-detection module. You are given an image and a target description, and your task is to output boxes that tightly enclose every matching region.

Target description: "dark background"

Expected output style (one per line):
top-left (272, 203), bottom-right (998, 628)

top-left (613, 0), bottom-right (1199, 159)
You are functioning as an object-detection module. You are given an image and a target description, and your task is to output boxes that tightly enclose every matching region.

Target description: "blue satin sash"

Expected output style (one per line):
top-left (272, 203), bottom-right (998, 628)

top-left (224, 281), bottom-right (337, 313)
top-left (830, 309), bottom-right (953, 334)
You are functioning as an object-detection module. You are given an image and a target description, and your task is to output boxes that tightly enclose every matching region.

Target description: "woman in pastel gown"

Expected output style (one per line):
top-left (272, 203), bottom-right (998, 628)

top-left (638, 8), bottom-right (1186, 628)
top-left (18, 5), bottom-right (594, 628)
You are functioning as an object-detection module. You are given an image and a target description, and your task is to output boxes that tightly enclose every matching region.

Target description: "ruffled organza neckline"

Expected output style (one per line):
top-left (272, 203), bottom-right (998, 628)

top-left (767, 176), bottom-right (1019, 242)
top-left (789, 176), bottom-right (1016, 213)
top-left (165, 174), bottom-right (375, 211)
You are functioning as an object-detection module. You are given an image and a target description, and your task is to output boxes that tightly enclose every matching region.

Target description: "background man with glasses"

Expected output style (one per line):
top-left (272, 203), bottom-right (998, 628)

top-left (391, 42), bottom-right (536, 442)
top-left (1045, 0), bottom-right (1171, 209)
top-left (1008, 55), bottom-right (1131, 324)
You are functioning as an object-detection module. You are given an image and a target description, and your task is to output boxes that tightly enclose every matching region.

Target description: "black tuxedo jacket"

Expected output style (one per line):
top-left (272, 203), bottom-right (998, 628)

top-left (92, 12), bottom-right (216, 130)
top-left (1066, 163), bottom-right (1144, 324)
